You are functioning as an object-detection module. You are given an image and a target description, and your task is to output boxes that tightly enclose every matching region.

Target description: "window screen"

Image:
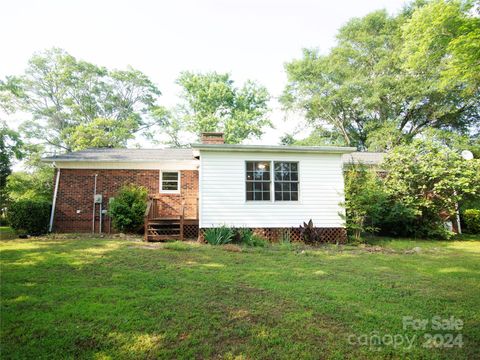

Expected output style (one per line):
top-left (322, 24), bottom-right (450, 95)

top-left (161, 171), bottom-right (179, 192)
top-left (274, 162), bottom-right (299, 201)
top-left (246, 161), bottom-right (271, 201)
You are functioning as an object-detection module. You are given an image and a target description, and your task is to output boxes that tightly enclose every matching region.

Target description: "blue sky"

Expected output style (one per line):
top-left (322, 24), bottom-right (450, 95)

top-left (1, 0), bottom-right (406, 144)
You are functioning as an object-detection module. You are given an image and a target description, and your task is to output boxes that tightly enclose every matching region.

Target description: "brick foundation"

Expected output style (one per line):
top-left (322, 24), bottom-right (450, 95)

top-left (53, 169), bottom-right (198, 233)
top-left (198, 227), bottom-right (347, 244)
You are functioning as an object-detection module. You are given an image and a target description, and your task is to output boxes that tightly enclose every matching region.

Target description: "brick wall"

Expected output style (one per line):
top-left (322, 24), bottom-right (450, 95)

top-left (53, 169), bottom-right (198, 233)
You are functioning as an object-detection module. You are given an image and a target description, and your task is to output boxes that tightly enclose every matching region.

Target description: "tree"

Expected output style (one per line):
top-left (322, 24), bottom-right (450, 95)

top-left (0, 123), bottom-right (23, 208)
top-left (383, 137), bottom-right (480, 238)
top-left (342, 164), bottom-right (388, 240)
top-left (402, 0), bottom-right (480, 95)
top-left (281, 126), bottom-right (347, 146)
top-left (6, 168), bottom-right (53, 203)
top-left (2, 48), bottom-right (161, 152)
top-left (281, 4), bottom-right (479, 150)
top-left (64, 118), bottom-right (137, 151)
top-left (174, 71), bottom-right (271, 144)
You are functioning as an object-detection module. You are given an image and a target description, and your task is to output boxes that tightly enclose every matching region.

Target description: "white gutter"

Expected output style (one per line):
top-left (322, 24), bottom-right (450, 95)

top-left (192, 144), bottom-right (357, 154)
top-left (49, 167), bottom-right (61, 232)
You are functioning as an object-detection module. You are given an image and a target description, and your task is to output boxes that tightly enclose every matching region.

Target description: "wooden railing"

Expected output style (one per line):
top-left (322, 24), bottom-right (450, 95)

top-left (144, 199), bottom-right (153, 241)
top-left (144, 196), bottom-right (189, 241)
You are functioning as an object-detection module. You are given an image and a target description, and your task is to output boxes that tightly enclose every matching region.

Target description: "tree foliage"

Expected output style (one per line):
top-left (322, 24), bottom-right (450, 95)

top-left (7, 199), bottom-right (51, 235)
top-left (282, 2), bottom-right (479, 149)
top-left (6, 167), bottom-right (54, 203)
top-left (343, 165), bottom-right (388, 240)
top-left (64, 118), bottom-right (137, 151)
top-left (108, 184), bottom-right (148, 233)
top-left (402, 0), bottom-right (480, 95)
top-left (174, 71), bottom-right (271, 144)
top-left (2, 48), bottom-right (161, 152)
top-left (0, 123), bottom-right (23, 208)
top-left (382, 137), bottom-right (480, 238)
top-left (343, 135), bottom-right (480, 240)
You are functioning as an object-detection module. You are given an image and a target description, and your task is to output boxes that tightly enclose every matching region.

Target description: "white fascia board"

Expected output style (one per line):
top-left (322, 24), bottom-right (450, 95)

top-left (192, 144), bottom-right (356, 154)
top-left (53, 160), bottom-right (199, 170)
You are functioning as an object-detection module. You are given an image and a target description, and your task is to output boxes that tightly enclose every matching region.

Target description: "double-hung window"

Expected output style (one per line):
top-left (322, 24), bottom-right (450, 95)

top-left (160, 171), bottom-right (180, 193)
top-left (246, 161), bottom-right (271, 201)
top-left (274, 162), bottom-right (299, 201)
top-left (245, 161), bottom-right (299, 201)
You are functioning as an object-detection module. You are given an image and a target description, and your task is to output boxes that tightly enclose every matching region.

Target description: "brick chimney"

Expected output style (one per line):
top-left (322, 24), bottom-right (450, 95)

top-left (201, 132), bottom-right (224, 144)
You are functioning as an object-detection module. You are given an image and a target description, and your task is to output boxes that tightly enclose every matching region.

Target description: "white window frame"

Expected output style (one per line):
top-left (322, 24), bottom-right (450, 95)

top-left (160, 170), bottom-right (181, 194)
top-left (244, 160), bottom-right (300, 203)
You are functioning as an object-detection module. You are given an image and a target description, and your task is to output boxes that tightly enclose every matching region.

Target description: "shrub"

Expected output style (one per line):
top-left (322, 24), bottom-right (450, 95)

top-left (382, 138), bottom-right (480, 239)
top-left (108, 184), bottom-right (148, 233)
top-left (8, 199), bottom-right (51, 235)
top-left (204, 226), bottom-right (235, 245)
top-left (343, 164), bottom-right (387, 240)
top-left (463, 209), bottom-right (480, 234)
top-left (299, 219), bottom-right (324, 244)
top-left (278, 229), bottom-right (293, 250)
top-left (236, 228), bottom-right (268, 247)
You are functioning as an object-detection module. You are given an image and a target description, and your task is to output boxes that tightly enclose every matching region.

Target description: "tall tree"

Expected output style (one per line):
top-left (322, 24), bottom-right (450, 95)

top-left (402, 0), bottom-right (480, 96)
top-left (174, 71), bottom-right (271, 144)
top-left (0, 122), bottom-right (23, 208)
top-left (281, 3), bottom-right (479, 150)
top-left (2, 48), bottom-right (161, 152)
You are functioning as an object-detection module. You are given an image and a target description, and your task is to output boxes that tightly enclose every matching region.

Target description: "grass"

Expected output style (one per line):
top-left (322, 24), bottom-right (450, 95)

top-left (0, 226), bottom-right (16, 240)
top-left (1, 234), bottom-right (479, 359)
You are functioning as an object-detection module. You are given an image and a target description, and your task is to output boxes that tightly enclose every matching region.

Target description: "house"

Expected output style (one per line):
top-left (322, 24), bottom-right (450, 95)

top-left (42, 133), bottom-right (356, 242)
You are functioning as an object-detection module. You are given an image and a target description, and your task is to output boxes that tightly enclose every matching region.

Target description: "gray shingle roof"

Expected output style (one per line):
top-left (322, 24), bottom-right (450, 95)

top-left (42, 147), bottom-right (385, 165)
top-left (42, 148), bottom-right (196, 162)
top-left (342, 152), bottom-right (385, 165)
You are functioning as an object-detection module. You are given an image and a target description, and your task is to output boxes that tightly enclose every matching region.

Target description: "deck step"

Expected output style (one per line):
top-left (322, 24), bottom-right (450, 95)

top-left (148, 234), bottom-right (180, 241)
top-left (145, 217), bottom-right (185, 242)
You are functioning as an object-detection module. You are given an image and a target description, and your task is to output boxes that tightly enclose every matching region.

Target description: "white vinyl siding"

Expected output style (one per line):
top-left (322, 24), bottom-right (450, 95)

top-left (199, 151), bottom-right (345, 228)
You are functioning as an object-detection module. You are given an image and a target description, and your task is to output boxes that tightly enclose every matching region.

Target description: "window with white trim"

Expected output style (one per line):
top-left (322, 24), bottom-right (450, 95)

top-left (161, 171), bottom-right (180, 193)
top-left (274, 162), bottom-right (299, 201)
top-left (245, 161), bottom-right (299, 201)
top-left (246, 161), bottom-right (271, 201)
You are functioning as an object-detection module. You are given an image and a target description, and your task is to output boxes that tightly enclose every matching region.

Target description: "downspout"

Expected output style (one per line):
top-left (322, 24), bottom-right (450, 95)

top-left (99, 202), bottom-right (103, 234)
top-left (92, 174), bottom-right (98, 233)
top-left (48, 166), bottom-right (61, 232)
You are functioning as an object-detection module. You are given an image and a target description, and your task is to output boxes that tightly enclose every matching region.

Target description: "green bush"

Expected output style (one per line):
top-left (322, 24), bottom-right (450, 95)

top-left (8, 199), bottom-right (51, 235)
top-left (108, 184), bottom-right (148, 233)
top-left (204, 226), bottom-right (235, 245)
top-left (248, 234), bottom-right (268, 247)
top-left (343, 165), bottom-right (387, 241)
top-left (463, 209), bottom-right (480, 234)
top-left (237, 228), bottom-right (268, 247)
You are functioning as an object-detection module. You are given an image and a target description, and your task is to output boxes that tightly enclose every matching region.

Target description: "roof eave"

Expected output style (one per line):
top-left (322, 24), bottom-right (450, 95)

top-left (41, 158), bottom-right (197, 163)
top-left (192, 143), bottom-right (356, 154)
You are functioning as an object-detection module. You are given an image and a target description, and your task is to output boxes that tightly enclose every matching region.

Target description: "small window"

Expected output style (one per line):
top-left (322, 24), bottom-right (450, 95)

top-left (161, 171), bottom-right (180, 193)
top-left (246, 161), bottom-right (271, 201)
top-left (274, 162), bottom-right (299, 201)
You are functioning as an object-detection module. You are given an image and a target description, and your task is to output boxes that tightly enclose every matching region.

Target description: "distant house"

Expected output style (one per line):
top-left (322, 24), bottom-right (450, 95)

top-left (42, 133), bottom-right (358, 242)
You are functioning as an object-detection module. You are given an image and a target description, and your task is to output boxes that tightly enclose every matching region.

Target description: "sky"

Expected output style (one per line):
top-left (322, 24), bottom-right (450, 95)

top-left (1, 0), bottom-right (406, 145)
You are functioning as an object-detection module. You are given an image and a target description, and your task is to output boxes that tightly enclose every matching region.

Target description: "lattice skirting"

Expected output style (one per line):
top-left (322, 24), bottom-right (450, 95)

top-left (184, 224), bottom-right (199, 239)
top-left (198, 227), bottom-right (347, 244)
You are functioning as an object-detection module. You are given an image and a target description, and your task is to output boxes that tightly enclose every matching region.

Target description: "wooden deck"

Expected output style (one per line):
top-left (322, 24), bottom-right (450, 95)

top-left (144, 198), bottom-right (198, 242)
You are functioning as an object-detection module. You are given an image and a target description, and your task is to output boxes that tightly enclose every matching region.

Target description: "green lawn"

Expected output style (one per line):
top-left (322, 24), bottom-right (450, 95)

top-left (1, 235), bottom-right (479, 359)
top-left (0, 226), bottom-right (17, 240)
